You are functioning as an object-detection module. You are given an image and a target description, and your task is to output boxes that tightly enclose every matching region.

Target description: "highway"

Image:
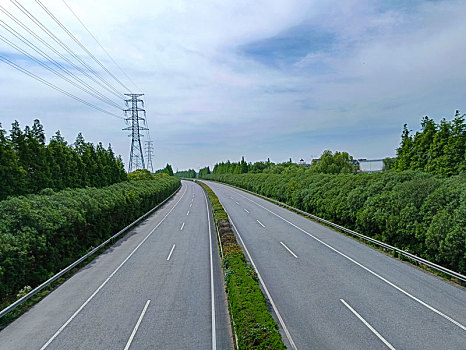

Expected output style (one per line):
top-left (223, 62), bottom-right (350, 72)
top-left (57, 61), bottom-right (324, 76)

top-left (205, 180), bottom-right (466, 350)
top-left (0, 181), bottom-right (232, 350)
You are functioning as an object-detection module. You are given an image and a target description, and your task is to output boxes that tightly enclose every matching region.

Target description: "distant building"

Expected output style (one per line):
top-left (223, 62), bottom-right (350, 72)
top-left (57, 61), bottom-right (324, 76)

top-left (356, 159), bottom-right (384, 173)
top-left (298, 158), bottom-right (311, 166)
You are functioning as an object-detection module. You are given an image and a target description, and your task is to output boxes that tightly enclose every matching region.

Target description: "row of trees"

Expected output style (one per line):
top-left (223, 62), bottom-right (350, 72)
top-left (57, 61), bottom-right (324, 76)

top-left (202, 171), bottom-right (465, 275)
top-left (198, 166), bottom-right (211, 177)
top-left (0, 120), bottom-right (127, 200)
top-left (174, 169), bottom-right (196, 178)
top-left (154, 164), bottom-right (174, 176)
top-left (0, 176), bottom-right (181, 307)
top-left (394, 111), bottom-right (465, 175)
top-left (204, 112), bottom-right (465, 177)
top-left (211, 152), bottom-right (356, 176)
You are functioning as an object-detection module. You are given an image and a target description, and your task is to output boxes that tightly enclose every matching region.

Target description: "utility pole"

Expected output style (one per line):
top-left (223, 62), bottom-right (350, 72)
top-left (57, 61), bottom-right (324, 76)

top-left (123, 93), bottom-right (148, 172)
top-left (145, 140), bottom-right (154, 173)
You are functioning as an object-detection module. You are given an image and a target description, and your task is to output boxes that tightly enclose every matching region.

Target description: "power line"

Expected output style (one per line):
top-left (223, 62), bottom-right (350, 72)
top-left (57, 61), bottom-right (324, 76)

top-left (0, 55), bottom-right (123, 119)
top-left (34, 0), bottom-right (131, 93)
top-left (0, 5), bottom-right (124, 101)
top-left (10, 0), bottom-right (124, 97)
top-left (0, 33), bottom-right (122, 110)
top-left (61, 0), bottom-right (141, 92)
top-left (0, 20), bottom-right (122, 110)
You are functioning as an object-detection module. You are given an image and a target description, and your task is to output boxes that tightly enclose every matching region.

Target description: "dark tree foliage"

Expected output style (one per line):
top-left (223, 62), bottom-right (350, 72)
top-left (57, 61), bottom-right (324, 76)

top-left (198, 166), bottom-right (210, 177)
top-left (395, 111), bottom-right (466, 176)
top-left (211, 151), bottom-right (356, 176)
top-left (174, 169), bottom-right (197, 178)
top-left (155, 164), bottom-right (174, 176)
top-left (201, 171), bottom-right (465, 275)
top-left (310, 150), bottom-right (356, 174)
top-left (0, 120), bottom-right (127, 200)
top-left (0, 177), bottom-right (180, 305)
top-left (383, 157), bottom-right (396, 171)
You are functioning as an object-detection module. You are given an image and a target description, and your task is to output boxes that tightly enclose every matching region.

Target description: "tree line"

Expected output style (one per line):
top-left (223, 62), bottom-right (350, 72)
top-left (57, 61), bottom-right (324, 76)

top-left (394, 111), bottom-right (465, 175)
top-left (0, 120), bottom-right (127, 201)
top-left (154, 163), bottom-right (174, 176)
top-left (174, 169), bottom-right (196, 178)
top-left (211, 151), bottom-right (356, 175)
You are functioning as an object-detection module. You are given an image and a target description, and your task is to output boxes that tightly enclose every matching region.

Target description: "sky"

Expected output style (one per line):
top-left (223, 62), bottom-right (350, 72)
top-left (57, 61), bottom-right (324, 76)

top-left (0, 0), bottom-right (465, 172)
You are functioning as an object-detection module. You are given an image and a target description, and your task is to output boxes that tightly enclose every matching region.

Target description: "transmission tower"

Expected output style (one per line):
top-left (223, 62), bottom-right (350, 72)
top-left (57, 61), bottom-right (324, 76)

top-left (123, 93), bottom-right (148, 172)
top-left (145, 140), bottom-right (154, 173)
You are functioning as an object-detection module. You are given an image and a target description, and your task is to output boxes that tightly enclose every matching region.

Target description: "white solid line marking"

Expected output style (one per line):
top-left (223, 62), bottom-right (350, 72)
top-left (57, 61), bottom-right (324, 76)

top-left (124, 300), bottom-right (151, 350)
top-left (280, 241), bottom-right (298, 258)
top-left (39, 187), bottom-right (188, 350)
top-left (180, 222), bottom-right (185, 231)
top-left (235, 201), bottom-right (239, 205)
top-left (244, 208), bottom-right (249, 213)
top-left (203, 191), bottom-right (216, 350)
top-left (340, 299), bottom-right (396, 350)
top-left (228, 216), bottom-right (298, 350)
top-left (233, 188), bottom-right (466, 331)
top-left (166, 244), bottom-right (176, 261)
top-left (187, 210), bottom-right (190, 215)
top-left (256, 219), bottom-right (265, 228)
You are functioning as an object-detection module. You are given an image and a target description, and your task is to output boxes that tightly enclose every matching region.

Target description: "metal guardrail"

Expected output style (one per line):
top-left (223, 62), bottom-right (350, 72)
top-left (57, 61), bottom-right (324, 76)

top-left (211, 181), bottom-right (466, 283)
top-left (0, 184), bottom-right (181, 319)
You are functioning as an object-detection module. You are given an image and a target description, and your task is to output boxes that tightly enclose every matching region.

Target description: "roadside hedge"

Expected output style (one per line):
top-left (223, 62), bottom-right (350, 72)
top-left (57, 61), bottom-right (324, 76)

top-left (198, 181), bottom-right (286, 349)
top-left (0, 177), bottom-right (180, 305)
top-left (201, 172), bottom-right (466, 276)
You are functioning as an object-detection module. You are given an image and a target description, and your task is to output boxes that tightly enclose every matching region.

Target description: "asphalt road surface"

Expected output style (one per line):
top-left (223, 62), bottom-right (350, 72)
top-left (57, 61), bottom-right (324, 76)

top-left (0, 180), bottom-right (232, 350)
top-left (205, 180), bottom-right (466, 350)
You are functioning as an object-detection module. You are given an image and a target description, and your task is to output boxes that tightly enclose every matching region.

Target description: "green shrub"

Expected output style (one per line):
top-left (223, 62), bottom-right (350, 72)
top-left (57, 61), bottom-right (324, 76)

top-left (202, 172), bottom-right (466, 275)
top-left (0, 177), bottom-right (180, 304)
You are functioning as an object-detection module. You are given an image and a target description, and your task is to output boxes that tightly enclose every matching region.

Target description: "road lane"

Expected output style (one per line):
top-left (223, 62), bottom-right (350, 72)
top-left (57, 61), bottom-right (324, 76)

top-left (206, 180), bottom-right (466, 350)
top-left (0, 181), bottom-right (232, 350)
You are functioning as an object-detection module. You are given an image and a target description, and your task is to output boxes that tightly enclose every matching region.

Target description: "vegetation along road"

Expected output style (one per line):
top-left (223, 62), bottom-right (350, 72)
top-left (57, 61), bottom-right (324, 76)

top-left (0, 181), bottom-right (232, 350)
top-left (204, 180), bottom-right (466, 350)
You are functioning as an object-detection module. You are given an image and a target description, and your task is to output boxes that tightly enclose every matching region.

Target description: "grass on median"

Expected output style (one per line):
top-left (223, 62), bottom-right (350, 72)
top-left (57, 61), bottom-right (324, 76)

top-left (198, 181), bottom-right (286, 350)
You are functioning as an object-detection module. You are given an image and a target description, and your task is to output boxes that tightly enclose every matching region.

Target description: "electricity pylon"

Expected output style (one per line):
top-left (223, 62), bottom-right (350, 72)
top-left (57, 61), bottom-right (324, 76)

top-left (123, 93), bottom-right (148, 172)
top-left (145, 140), bottom-right (154, 173)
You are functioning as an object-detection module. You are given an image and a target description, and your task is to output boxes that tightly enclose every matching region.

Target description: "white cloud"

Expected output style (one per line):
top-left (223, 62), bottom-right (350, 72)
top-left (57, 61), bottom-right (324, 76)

top-left (0, 0), bottom-right (465, 170)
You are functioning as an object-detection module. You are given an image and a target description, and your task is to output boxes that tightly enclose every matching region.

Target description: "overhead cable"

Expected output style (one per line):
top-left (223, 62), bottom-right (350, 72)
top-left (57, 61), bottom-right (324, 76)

top-left (0, 55), bottom-right (123, 119)
top-left (0, 20), bottom-right (122, 110)
top-left (10, 0), bottom-right (124, 97)
top-left (62, 0), bottom-right (140, 92)
top-left (0, 5), bottom-right (124, 100)
top-left (35, 0), bottom-right (131, 93)
top-left (0, 32), bottom-right (123, 110)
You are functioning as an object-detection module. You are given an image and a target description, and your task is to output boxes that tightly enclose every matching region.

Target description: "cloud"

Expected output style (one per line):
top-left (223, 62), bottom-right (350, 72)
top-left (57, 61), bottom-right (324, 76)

top-left (0, 0), bottom-right (465, 171)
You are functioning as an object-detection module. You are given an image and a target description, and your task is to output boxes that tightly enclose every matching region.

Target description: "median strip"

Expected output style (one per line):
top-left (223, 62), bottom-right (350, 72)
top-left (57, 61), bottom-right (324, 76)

top-left (198, 181), bottom-right (286, 350)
